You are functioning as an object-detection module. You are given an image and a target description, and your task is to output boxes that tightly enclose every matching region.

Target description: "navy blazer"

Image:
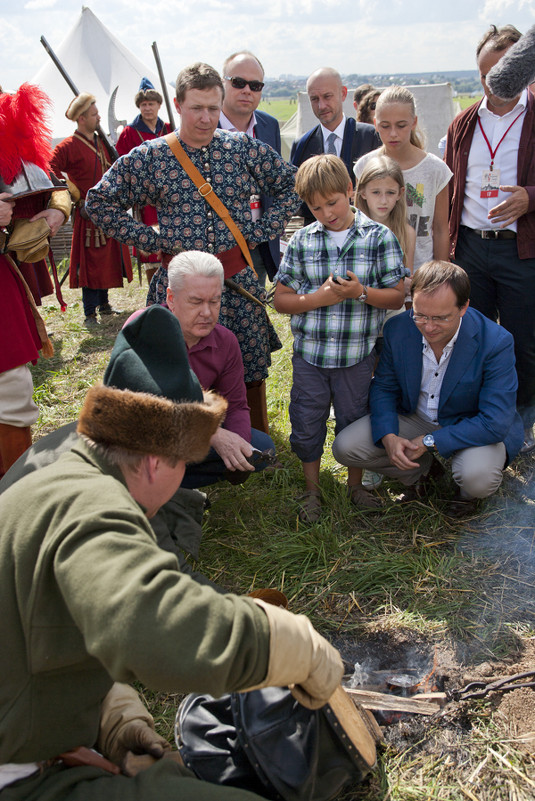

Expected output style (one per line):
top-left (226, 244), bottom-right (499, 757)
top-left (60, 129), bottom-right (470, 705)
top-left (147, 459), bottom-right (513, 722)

top-left (218, 109), bottom-right (282, 279)
top-left (290, 117), bottom-right (381, 224)
top-left (253, 110), bottom-right (282, 278)
top-left (370, 307), bottom-right (524, 463)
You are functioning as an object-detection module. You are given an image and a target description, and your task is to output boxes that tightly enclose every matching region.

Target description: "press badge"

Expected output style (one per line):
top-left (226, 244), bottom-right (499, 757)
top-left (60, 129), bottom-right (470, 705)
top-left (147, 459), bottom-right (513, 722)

top-left (481, 170), bottom-right (500, 199)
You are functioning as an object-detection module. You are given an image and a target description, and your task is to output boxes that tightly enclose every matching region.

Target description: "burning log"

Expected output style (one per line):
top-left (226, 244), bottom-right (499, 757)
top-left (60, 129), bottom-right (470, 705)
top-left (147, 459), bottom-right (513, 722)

top-left (344, 687), bottom-right (447, 716)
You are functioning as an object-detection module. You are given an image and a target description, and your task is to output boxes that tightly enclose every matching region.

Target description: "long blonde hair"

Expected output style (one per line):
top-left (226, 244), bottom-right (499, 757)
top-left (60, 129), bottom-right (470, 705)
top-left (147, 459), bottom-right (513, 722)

top-left (356, 155), bottom-right (410, 264)
top-left (375, 85), bottom-right (425, 150)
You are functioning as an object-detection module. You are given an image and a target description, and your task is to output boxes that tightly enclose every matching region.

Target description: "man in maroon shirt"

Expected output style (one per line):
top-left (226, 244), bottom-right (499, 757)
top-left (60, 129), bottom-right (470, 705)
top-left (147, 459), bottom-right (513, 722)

top-left (125, 251), bottom-right (276, 486)
top-left (165, 251), bottom-right (275, 486)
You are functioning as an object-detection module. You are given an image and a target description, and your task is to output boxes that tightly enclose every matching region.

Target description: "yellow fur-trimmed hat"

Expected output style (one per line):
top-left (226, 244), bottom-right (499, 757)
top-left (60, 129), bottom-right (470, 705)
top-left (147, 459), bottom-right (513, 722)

top-left (66, 93), bottom-right (96, 121)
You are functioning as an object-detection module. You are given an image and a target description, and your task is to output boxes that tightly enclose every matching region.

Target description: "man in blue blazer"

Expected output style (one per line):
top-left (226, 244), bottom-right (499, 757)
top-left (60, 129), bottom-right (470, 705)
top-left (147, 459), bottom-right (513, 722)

top-left (220, 51), bottom-right (283, 284)
top-left (332, 261), bottom-right (524, 517)
top-left (291, 68), bottom-right (380, 225)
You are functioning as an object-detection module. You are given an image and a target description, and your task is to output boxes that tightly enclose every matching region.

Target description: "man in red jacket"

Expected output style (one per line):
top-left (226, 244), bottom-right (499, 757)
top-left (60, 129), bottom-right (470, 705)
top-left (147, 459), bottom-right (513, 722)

top-left (116, 79), bottom-right (172, 286)
top-left (50, 93), bottom-right (132, 325)
top-left (445, 24), bottom-right (535, 453)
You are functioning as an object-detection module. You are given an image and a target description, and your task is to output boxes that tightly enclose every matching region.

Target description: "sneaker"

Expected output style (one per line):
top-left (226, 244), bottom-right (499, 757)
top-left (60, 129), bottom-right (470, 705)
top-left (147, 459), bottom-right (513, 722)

top-left (520, 427), bottom-right (535, 454)
top-left (84, 314), bottom-right (99, 326)
top-left (362, 470), bottom-right (383, 489)
top-left (297, 490), bottom-right (322, 524)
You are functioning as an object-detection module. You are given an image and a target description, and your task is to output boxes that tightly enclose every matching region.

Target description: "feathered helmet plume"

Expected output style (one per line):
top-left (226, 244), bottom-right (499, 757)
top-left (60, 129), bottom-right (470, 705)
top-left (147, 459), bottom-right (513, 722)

top-left (0, 83), bottom-right (54, 184)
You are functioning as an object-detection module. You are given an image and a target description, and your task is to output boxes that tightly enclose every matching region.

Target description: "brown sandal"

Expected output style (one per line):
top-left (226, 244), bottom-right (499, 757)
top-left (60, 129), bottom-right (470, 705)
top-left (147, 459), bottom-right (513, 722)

top-left (347, 484), bottom-right (383, 509)
top-left (297, 490), bottom-right (322, 523)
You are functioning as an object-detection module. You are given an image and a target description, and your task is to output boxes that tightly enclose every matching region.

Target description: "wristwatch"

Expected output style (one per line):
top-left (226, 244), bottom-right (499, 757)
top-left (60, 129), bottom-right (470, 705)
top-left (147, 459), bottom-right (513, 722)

top-left (423, 433), bottom-right (436, 453)
top-left (357, 285), bottom-right (368, 303)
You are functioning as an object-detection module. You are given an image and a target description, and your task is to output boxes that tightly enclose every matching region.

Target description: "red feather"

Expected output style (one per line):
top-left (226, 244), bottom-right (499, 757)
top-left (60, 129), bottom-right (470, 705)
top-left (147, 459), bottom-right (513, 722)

top-left (0, 83), bottom-right (54, 183)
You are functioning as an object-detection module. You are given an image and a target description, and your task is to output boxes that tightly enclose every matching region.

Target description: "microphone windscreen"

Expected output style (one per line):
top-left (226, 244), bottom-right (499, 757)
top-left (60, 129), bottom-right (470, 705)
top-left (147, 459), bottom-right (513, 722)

top-left (487, 25), bottom-right (535, 100)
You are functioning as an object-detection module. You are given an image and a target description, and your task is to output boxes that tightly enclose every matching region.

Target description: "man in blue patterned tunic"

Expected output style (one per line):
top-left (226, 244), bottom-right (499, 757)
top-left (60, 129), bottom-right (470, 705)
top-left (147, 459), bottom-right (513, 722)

top-left (86, 62), bottom-right (300, 432)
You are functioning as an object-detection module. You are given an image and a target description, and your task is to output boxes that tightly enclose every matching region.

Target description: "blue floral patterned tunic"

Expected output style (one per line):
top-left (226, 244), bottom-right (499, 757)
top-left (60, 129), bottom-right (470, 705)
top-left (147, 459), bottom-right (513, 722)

top-left (86, 130), bottom-right (300, 382)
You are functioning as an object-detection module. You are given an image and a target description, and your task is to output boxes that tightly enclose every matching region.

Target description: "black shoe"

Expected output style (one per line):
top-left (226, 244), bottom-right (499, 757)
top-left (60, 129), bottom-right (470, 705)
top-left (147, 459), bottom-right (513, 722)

top-left (445, 493), bottom-right (479, 519)
top-left (520, 427), bottom-right (535, 454)
top-left (98, 303), bottom-right (121, 315)
top-left (395, 457), bottom-right (446, 504)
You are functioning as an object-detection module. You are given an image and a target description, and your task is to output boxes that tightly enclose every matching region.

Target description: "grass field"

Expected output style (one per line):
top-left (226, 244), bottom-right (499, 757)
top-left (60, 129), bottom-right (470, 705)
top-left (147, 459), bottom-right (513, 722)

top-left (28, 275), bottom-right (535, 800)
top-left (260, 94), bottom-right (482, 126)
top-left (259, 97), bottom-right (298, 121)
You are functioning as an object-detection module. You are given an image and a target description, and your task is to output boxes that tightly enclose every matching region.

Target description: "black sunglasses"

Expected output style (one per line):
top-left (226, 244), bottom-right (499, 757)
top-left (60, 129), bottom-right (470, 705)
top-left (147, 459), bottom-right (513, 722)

top-left (224, 76), bottom-right (265, 92)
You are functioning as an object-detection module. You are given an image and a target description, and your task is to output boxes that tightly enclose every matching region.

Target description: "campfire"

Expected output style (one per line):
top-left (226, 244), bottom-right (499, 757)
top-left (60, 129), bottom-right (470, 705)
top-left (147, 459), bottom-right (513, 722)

top-left (341, 646), bottom-right (535, 725)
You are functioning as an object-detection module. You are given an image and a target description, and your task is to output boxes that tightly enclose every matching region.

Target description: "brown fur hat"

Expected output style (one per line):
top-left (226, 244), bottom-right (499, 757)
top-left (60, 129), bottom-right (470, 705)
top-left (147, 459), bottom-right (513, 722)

top-left (77, 306), bottom-right (227, 462)
top-left (66, 93), bottom-right (96, 121)
top-left (78, 384), bottom-right (227, 463)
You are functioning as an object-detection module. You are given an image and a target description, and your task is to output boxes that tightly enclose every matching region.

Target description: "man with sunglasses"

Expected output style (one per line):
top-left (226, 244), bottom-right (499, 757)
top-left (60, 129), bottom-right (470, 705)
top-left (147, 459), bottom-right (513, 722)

top-left (332, 261), bottom-right (523, 517)
top-left (220, 51), bottom-right (281, 287)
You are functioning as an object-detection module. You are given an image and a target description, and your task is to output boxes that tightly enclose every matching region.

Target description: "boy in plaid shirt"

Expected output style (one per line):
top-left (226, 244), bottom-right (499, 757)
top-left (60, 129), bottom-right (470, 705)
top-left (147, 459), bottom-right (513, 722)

top-left (273, 155), bottom-right (405, 522)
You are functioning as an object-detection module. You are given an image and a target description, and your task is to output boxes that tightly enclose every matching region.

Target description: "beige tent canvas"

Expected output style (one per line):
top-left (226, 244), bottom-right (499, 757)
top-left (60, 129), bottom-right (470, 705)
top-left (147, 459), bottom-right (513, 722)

top-left (31, 6), bottom-right (175, 144)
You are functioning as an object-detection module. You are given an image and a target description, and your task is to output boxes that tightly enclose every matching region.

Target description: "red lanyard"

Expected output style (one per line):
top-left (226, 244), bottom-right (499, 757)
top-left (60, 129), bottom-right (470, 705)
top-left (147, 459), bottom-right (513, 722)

top-left (477, 110), bottom-right (524, 171)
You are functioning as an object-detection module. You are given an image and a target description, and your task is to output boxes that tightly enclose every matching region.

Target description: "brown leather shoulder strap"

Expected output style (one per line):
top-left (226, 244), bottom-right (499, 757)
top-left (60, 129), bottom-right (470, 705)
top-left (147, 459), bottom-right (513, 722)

top-left (164, 133), bottom-right (254, 270)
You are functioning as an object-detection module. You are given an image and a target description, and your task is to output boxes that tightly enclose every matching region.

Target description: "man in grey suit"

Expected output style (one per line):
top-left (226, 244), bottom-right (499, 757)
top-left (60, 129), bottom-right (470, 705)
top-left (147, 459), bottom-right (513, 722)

top-left (220, 51), bottom-right (282, 285)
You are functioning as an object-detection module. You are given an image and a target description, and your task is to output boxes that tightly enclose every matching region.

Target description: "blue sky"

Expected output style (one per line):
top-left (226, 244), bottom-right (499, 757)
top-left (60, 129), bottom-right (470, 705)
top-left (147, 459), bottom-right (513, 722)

top-left (2, 0), bottom-right (535, 91)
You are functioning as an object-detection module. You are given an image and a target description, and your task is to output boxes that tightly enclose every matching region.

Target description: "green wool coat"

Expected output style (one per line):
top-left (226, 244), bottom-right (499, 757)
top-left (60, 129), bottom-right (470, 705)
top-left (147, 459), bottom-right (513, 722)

top-left (0, 440), bottom-right (270, 763)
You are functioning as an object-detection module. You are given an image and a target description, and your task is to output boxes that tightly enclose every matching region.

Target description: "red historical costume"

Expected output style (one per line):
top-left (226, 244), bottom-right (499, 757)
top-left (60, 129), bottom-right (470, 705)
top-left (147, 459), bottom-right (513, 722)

top-left (50, 131), bottom-right (132, 293)
top-left (116, 78), bottom-right (171, 281)
top-left (0, 83), bottom-right (71, 474)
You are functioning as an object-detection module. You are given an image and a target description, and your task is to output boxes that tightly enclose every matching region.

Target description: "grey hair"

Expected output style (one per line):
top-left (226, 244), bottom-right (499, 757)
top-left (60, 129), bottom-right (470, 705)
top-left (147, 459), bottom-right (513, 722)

top-left (168, 251), bottom-right (224, 293)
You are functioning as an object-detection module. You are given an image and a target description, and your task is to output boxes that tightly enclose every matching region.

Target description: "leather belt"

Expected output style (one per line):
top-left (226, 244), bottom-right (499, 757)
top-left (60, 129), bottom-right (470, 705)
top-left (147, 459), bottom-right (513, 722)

top-left (460, 225), bottom-right (516, 240)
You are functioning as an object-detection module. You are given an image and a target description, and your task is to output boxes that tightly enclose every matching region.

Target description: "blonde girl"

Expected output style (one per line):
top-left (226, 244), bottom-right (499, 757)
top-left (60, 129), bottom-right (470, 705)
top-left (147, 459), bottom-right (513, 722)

top-left (354, 86), bottom-right (452, 272)
top-left (356, 154), bottom-right (416, 286)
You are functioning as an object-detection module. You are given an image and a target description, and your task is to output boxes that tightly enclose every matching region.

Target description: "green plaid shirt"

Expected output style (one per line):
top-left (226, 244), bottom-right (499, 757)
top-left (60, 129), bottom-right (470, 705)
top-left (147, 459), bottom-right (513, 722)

top-left (275, 210), bottom-right (404, 368)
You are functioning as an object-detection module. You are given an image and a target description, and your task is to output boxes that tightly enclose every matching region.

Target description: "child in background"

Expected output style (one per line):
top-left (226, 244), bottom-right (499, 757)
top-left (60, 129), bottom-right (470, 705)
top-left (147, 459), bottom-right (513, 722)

top-left (354, 86), bottom-right (452, 273)
top-left (356, 154), bottom-right (416, 490)
top-left (356, 154), bottom-right (416, 316)
top-left (273, 154), bottom-right (405, 523)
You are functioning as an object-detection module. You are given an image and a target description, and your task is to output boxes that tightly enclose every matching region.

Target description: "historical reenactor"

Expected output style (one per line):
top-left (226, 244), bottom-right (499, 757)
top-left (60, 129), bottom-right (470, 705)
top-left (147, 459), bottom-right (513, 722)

top-left (116, 78), bottom-right (172, 285)
top-left (86, 62), bottom-right (300, 433)
top-left (0, 82), bottom-right (71, 475)
top-left (0, 305), bottom-right (343, 800)
top-left (50, 93), bottom-right (132, 325)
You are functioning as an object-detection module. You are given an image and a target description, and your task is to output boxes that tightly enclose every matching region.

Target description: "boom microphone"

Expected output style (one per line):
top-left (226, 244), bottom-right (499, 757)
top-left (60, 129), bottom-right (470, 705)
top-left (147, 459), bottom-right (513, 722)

top-left (487, 24), bottom-right (535, 100)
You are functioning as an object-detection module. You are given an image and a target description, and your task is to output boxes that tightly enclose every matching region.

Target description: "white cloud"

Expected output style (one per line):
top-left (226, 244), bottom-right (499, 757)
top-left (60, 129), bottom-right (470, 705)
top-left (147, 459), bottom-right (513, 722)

top-left (24, 0), bottom-right (58, 8)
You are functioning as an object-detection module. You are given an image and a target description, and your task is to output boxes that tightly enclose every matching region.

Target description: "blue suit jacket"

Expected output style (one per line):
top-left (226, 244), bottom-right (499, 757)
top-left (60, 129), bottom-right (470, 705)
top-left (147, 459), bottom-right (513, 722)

top-left (253, 110), bottom-right (282, 278)
top-left (218, 109), bottom-right (282, 279)
top-left (370, 307), bottom-right (524, 463)
top-left (290, 117), bottom-right (381, 224)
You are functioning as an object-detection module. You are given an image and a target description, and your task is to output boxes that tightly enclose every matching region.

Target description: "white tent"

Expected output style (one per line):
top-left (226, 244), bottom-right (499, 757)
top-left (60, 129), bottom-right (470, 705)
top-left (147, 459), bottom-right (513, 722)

top-left (31, 6), bottom-right (175, 144)
top-left (291, 84), bottom-right (457, 158)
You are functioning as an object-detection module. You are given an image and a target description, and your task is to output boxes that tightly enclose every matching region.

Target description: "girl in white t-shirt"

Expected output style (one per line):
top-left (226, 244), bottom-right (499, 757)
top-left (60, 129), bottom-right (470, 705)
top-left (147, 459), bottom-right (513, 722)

top-left (354, 86), bottom-right (452, 274)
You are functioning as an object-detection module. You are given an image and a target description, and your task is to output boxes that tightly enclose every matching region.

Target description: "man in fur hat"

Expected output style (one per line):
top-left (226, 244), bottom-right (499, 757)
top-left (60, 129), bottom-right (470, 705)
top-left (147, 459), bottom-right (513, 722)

top-left (50, 93), bottom-right (132, 325)
top-left (0, 305), bottom-right (343, 800)
top-left (116, 79), bottom-right (172, 285)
